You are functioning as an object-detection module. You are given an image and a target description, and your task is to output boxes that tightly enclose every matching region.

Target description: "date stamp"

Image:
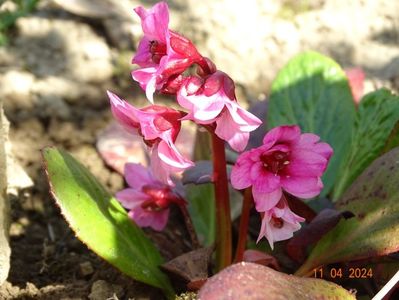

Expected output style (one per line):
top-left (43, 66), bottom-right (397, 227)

top-left (313, 267), bottom-right (373, 279)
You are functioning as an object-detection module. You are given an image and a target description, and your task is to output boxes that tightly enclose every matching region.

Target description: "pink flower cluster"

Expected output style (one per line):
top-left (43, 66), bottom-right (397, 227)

top-left (109, 1), bottom-right (333, 244)
top-left (231, 125), bottom-right (333, 248)
top-left (109, 1), bottom-right (261, 230)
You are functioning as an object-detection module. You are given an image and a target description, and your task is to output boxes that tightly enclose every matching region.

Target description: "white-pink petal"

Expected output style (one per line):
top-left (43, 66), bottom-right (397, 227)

top-left (157, 140), bottom-right (194, 170)
top-left (226, 102), bottom-right (262, 132)
top-left (215, 110), bottom-right (249, 152)
top-left (150, 144), bottom-right (173, 185)
top-left (107, 91), bottom-right (140, 135)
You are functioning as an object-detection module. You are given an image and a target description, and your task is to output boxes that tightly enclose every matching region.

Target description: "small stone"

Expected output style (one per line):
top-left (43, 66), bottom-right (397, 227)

top-left (79, 261), bottom-right (94, 276)
top-left (0, 71), bottom-right (36, 117)
top-left (9, 223), bottom-right (24, 237)
top-left (88, 280), bottom-right (124, 300)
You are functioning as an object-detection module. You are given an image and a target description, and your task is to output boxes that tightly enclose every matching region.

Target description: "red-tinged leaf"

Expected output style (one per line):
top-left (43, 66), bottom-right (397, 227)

top-left (286, 209), bottom-right (345, 263)
top-left (345, 67), bottom-right (365, 104)
top-left (198, 263), bottom-right (355, 300)
top-left (242, 250), bottom-right (280, 270)
top-left (296, 147), bottom-right (399, 276)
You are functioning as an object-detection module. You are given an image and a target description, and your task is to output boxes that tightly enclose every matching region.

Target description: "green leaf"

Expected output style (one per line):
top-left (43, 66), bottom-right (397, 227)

top-left (199, 263), bottom-right (355, 299)
top-left (268, 51), bottom-right (356, 195)
top-left (42, 147), bottom-right (174, 298)
top-left (296, 147), bottom-right (399, 276)
top-left (382, 120), bottom-right (399, 153)
top-left (186, 184), bottom-right (215, 246)
top-left (333, 89), bottom-right (399, 199)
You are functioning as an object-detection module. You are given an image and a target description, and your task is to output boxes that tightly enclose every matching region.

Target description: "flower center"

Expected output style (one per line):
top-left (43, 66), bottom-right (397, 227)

top-left (149, 40), bottom-right (167, 64)
top-left (271, 217), bottom-right (284, 229)
top-left (141, 185), bottom-right (170, 212)
top-left (260, 150), bottom-right (290, 175)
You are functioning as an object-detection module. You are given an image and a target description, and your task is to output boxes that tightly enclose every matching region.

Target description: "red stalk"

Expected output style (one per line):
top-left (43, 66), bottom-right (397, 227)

top-left (211, 132), bottom-right (232, 270)
top-left (234, 188), bottom-right (253, 262)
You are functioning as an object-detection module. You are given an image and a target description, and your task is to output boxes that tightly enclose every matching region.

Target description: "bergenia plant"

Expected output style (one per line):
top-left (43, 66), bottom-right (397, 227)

top-left (43, 2), bottom-right (399, 299)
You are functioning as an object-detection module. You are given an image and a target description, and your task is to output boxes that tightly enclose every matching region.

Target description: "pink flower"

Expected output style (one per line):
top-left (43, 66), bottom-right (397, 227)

top-left (177, 72), bottom-right (262, 152)
top-left (116, 163), bottom-right (184, 231)
top-left (257, 196), bottom-right (305, 249)
top-left (107, 90), bottom-right (194, 185)
top-left (132, 2), bottom-right (202, 102)
top-left (231, 125), bottom-right (333, 211)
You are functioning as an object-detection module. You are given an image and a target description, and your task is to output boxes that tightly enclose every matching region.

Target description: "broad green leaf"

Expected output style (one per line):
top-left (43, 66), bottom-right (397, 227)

top-left (42, 147), bottom-right (174, 299)
top-left (186, 184), bottom-right (215, 246)
top-left (199, 263), bottom-right (355, 299)
top-left (185, 182), bottom-right (241, 247)
top-left (268, 51), bottom-right (356, 195)
top-left (333, 89), bottom-right (399, 200)
top-left (296, 147), bottom-right (399, 276)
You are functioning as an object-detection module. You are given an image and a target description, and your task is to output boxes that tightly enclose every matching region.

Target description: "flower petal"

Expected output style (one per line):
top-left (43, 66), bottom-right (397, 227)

top-left (192, 97), bottom-right (225, 121)
top-left (295, 133), bottom-right (333, 160)
top-left (226, 102), bottom-right (262, 131)
top-left (262, 125), bottom-right (301, 149)
top-left (134, 2), bottom-right (169, 42)
top-left (312, 142), bottom-right (333, 160)
top-left (124, 163), bottom-right (156, 189)
top-left (115, 188), bottom-right (149, 210)
top-left (150, 144), bottom-right (173, 185)
top-left (253, 188), bottom-right (282, 212)
top-left (157, 140), bottom-right (194, 171)
top-left (280, 176), bottom-right (323, 199)
top-left (230, 151), bottom-right (254, 189)
top-left (257, 213), bottom-right (275, 249)
top-left (215, 110), bottom-right (249, 152)
top-left (107, 91), bottom-right (140, 135)
top-left (128, 206), bottom-right (169, 231)
top-left (132, 36), bottom-right (153, 67)
top-left (250, 164), bottom-right (281, 193)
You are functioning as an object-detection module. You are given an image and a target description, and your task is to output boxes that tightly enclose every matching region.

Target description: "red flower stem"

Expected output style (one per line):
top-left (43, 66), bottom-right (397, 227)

top-left (234, 188), bottom-right (253, 263)
top-left (178, 202), bottom-right (200, 249)
top-left (211, 133), bottom-right (232, 270)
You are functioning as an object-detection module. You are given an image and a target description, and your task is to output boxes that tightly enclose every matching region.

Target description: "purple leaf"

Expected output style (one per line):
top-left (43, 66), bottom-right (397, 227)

top-left (286, 209), bottom-right (345, 263)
